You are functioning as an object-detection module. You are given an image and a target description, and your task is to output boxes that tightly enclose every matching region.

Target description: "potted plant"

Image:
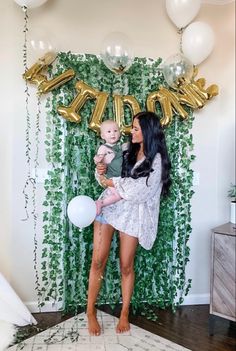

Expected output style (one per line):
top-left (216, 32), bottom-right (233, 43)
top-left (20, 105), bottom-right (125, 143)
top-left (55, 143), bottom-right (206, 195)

top-left (228, 184), bottom-right (236, 224)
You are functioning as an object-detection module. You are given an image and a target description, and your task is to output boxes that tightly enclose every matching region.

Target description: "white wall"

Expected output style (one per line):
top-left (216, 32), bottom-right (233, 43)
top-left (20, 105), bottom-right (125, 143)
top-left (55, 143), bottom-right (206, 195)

top-left (0, 0), bottom-right (235, 310)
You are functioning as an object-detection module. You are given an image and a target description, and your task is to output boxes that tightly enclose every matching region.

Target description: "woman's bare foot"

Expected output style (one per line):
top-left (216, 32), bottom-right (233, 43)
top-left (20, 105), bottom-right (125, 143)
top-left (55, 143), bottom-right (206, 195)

top-left (87, 310), bottom-right (101, 336)
top-left (116, 311), bottom-right (130, 333)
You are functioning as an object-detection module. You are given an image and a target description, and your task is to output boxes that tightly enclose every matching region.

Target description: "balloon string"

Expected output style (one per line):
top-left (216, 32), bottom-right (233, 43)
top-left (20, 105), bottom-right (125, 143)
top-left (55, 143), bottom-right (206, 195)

top-left (33, 95), bottom-right (42, 310)
top-left (21, 5), bottom-right (42, 310)
top-left (23, 5), bottom-right (31, 177)
top-left (22, 177), bottom-right (36, 221)
top-left (177, 28), bottom-right (184, 54)
top-left (22, 6), bottom-right (28, 70)
top-left (22, 4), bottom-right (32, 221)
top-left (32, 172), bottom-right (41, 311)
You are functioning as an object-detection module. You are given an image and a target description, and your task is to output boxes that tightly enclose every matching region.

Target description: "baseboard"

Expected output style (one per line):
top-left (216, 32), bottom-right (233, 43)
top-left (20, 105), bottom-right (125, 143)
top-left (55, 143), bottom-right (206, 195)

top-left (182, 293), bottom-right (210, 305)
top-left (25, 294), bottom-right (210, 313)
top-left (25, 301), bottom-right (64, 313)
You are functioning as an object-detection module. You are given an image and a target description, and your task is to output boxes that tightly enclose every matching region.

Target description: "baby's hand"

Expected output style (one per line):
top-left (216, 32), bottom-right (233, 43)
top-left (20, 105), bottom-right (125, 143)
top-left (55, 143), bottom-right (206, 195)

top-left (94, 153), bottom-right (105, 164)
top-left (97, 162), bottom-right (107, 175)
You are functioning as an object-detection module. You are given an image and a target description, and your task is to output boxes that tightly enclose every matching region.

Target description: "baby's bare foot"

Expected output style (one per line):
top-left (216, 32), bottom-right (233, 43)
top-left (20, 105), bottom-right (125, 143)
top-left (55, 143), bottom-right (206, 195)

top-left (87, 310), bottom-right (101, 336)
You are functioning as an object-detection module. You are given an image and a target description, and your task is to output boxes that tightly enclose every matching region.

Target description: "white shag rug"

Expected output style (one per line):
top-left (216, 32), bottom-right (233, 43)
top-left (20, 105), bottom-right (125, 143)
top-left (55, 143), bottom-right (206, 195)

top-left (7, 310), bottom-right (192, 351)
top-left (0, 321), bottom-right (16, 351)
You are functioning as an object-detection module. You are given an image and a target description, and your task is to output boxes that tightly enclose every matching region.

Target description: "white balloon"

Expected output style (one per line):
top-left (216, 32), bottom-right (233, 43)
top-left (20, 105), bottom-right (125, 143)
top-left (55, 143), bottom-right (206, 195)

top-left (67, 195), bottom-right (96, 229)
top-left (182, 21), bottom-right (215, 65)
top-left (14, 0), bottom-right (48, 8)
top-left (166, 0), bottom-right (201, 29)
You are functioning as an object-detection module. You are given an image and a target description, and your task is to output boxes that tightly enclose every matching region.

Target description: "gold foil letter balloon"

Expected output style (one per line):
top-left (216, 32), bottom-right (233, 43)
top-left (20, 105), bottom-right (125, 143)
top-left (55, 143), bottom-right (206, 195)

top-left (57, 81), bottom-right (109, 133)
top-left (147, 87), bottom-right (188, 126)
top-left (23, 52), bottom-right (75, 94)
top-left (113, 95), bottom-right (141, 134)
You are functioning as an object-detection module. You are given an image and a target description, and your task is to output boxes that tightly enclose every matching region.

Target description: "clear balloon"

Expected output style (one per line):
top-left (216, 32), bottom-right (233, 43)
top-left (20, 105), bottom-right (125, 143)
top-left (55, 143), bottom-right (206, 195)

top-left (100, 32), bottom-right (134, 74)
top-left (27, 27), bottom-right (56, 64)
top-left (165, 0), bottom-right (201, 29)
top-left (162, 53), bottom-right (194, 89)
top-left (182, 21), bottom-right (215, 65)
top-left (67, 195), bottom-right (96, 229)
top-left (14, 0), bottom-right (48, 8)
top-left (30, 37), bottom-right (53, 53)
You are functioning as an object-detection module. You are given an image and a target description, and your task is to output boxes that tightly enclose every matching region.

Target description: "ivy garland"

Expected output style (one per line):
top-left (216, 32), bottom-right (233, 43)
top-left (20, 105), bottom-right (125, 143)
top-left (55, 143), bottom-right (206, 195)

top-left (41, 52), bottom-right (194, 313)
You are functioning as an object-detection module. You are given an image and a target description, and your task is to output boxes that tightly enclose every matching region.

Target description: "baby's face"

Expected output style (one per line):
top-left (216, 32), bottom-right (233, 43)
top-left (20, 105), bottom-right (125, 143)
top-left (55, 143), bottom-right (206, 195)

top-left (101, 122), bottom-right (120, 144)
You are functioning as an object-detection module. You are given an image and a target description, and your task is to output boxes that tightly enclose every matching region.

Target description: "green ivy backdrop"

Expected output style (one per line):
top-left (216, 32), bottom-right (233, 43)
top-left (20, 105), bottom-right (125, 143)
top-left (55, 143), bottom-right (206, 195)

top-left (41, 52), bottom-right (194, 313)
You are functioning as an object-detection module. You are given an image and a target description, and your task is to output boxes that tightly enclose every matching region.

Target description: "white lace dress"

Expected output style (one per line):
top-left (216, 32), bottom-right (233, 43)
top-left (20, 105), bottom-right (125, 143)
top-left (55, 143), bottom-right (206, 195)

top-left (101, 153), bottom-right (163, 250)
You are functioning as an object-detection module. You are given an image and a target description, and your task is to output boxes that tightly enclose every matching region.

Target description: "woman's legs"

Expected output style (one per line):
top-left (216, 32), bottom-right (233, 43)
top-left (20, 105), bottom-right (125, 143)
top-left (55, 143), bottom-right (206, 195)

top-left (116, 232), bottom-right (138, 333)
top-left (87, 220), bottom-right (114, 335)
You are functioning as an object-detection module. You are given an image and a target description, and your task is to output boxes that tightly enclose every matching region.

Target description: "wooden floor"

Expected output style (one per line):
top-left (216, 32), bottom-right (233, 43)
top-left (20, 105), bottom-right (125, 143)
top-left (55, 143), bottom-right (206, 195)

top-left (24, 305), bottom-right (235, 351)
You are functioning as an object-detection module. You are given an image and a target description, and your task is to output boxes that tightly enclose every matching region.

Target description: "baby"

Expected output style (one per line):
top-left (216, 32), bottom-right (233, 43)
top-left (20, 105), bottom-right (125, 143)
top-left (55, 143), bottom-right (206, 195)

top-left (94, 120), bottom-right (123, 215)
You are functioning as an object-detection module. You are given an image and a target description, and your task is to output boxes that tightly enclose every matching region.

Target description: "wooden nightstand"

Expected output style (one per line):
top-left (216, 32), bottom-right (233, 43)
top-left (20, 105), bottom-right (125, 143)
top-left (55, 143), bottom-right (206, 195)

top-left (209, 223), bottom-right (236, 335)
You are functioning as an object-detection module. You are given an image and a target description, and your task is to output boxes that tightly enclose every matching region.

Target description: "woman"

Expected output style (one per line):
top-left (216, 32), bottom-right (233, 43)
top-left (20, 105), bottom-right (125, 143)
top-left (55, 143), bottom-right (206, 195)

top-left (87, 111), bottom-right (171, 336)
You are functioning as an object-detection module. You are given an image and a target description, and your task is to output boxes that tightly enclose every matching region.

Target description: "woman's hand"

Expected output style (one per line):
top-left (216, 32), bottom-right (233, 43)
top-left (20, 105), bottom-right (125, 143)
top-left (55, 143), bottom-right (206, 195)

top-left (96, 162), bottom-right (107, 175)
top-left (99, 175), bottom-right (114, 188)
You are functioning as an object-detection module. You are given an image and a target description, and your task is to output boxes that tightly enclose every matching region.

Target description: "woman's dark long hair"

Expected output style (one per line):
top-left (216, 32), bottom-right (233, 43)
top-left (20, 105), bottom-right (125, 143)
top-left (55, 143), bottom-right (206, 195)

top-left (121, 111), bottom-right (171, 196)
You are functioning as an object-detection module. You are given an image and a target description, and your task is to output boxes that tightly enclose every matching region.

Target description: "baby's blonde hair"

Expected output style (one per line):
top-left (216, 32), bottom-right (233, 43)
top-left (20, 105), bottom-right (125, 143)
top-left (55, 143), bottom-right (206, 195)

top-left (100, 120), bottom-right (119, 134)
